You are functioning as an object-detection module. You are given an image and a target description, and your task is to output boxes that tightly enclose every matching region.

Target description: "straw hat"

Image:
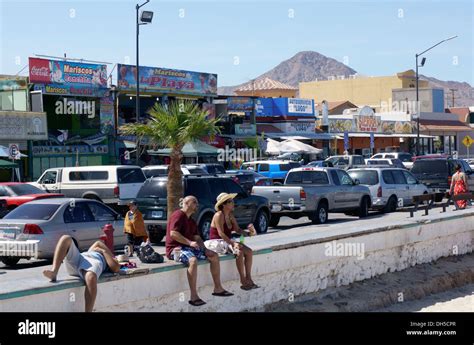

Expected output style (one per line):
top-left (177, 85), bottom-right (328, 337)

top-left (215, 193), bottom-right (237, 211)
top-left (116, 254), bottom-right (130, 264)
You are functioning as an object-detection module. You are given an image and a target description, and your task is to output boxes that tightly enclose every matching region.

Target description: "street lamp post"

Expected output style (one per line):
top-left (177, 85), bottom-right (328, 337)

top-left (415, 35), bottom-right (457, 156)
top-left (135, 0), bottom-right (153, 164)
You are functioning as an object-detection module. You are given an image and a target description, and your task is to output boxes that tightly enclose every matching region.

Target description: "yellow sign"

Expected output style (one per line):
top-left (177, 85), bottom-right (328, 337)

top-left (462, 135), bottom-right (474, 147)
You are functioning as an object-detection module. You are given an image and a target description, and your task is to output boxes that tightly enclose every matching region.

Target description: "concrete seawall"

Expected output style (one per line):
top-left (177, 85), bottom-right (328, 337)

top-left (1, 209), bottom-right (473, 312)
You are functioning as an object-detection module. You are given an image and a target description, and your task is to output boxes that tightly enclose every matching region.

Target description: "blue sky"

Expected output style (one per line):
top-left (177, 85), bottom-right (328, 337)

top-left (1, 0), bottom-right (473, 86)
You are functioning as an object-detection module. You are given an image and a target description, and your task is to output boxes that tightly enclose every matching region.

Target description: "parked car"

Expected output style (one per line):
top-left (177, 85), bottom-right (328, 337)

top-left (30, 165), bottom-right (146, 206)
top-left (348, 168), bottom-right (428, 212)
top-left (251, 167), bottom-right (372, 227)
top-left (0, 183), bottom-right (64, 214)
top-left (224, 170), bottom-right (272, 194)
top-left (0, 198), bottom-right (126, 266)
top-left (136, 176), bottom-right (271, 243)
top-left (142, 165), bottom-right (208, 178)
top-left (325, 155), bottom-right (366, 170)
top-left (366, 158), bottom-right (406, 169)
top-left (411, 158), bottom-right (474, 201)
top-left (370, 152), bottom-right (413, 169)
top-left (240, 160), bottom-right (301, 184)
top-left (183, 163), bottom-right (226, 174)
top-left (305, 160), bottom-right (334, 168)
top-left (463, 159), bottom-right (474, 170)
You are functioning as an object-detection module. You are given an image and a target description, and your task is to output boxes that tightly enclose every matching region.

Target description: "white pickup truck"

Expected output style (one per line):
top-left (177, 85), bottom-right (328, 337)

top-left (251, 167), bottom-right (372, 227)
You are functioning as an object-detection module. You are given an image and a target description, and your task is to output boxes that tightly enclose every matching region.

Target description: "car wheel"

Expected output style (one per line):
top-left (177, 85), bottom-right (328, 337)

top-left (199, 214), bottom-right (213, 240)
top-left (312, 201), bottom-right (328, 224)
top-left (384, 196), bottom-right (398, 213)
top-left (269, 215), bottom-right (280, 227)
top-left (358, 197), bottom-right (370, 218)
top-left (1, 257), bottom-right (20, 266)
top-left (255, 210), bottom-right (269, 234)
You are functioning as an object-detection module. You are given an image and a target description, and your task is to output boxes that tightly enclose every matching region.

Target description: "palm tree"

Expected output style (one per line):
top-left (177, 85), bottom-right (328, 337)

top-left (120, 100), bottom-right (220, 218)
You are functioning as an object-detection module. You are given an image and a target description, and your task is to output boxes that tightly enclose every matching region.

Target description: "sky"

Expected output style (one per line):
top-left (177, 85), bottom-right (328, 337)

top-left (0, 0), bottom-right (473, 86)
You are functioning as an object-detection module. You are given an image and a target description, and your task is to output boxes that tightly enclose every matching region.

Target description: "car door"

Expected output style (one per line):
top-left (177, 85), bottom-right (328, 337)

top-left (329, 170), bottom-right (346, 210)
top-left (87, 201), bottom-right (126, 247)
top-left (117, 167), bottom-right (146, 200)
top-left (381, 170), bottom-right (401, 204)
top-left (39, 169), bottom-right (60, 193)
top-left (336, 169), bottom-right (360, 208)
top-left (257, 163), bottom-right (270, 178)
top-left (64, 202), bottom-right (98, 250)
top-left (223, 178), bottom-right (252, 225)
top-left (402, 170), bottom-right (424, 204)
top-left (390, 169), bottom-right (410, 206)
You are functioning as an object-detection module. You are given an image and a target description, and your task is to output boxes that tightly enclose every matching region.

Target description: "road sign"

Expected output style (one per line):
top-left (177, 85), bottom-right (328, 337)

top-left (462, 135), bottom-right (473, 148)
top-left (8, 144), bottom-right (20, 160)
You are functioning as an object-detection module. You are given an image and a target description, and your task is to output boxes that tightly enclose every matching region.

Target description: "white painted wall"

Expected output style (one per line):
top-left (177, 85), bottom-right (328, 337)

top-left (1, 212), bottom-right (472, 312)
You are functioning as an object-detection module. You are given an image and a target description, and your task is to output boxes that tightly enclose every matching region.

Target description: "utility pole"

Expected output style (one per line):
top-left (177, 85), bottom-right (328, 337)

top-left (449, 88), bottom-right (458, 108)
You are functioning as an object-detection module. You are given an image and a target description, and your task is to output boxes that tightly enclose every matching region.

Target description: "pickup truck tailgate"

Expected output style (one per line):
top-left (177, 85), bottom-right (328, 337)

top-left (252, 186), bottom-right (304, 212)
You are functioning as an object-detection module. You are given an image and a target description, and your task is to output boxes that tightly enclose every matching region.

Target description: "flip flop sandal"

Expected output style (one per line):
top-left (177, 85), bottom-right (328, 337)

top-left (240, 285), bottom-right (253, 291)
top-left (188, 299), bottom-right (206, 306)
top-left (250, 284), bottom-right (260, 289)
top-left (212, 290), bottom-right (234, 297)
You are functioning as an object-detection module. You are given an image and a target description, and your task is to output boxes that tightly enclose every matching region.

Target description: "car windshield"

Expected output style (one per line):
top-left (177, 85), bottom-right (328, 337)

top-left (143, 168), bottom-right (167, 178)
top-left (411, 160), bottom-right (448, 174)
top-left (327, 157), bottom-right (349, 165)
top-left (137, 180), bottom-right (168, 199)
top-left (8, 184), bottom-right (44, 195)
top-left (348, 170), bottom-right (379, 185)
top-left (4, 204), bottom-right (60, 220)
top-left (398, 154), bottom-right (412, 162)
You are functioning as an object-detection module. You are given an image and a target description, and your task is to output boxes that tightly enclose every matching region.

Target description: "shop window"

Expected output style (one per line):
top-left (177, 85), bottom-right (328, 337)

top-left (0, 91), bottom-right (13, 111)
top-left (13, 90), bottom-right (27, 111)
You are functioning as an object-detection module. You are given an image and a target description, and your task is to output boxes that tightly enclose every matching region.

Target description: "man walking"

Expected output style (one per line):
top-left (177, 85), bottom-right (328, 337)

top-left (166, 195), bottom-right (233, 306)
top-left (43, 235), bottom-right (120, 312)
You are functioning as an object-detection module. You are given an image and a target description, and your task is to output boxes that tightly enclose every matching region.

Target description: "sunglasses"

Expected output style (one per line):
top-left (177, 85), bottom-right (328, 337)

top-left (224, 200), bottom-right (234, 204)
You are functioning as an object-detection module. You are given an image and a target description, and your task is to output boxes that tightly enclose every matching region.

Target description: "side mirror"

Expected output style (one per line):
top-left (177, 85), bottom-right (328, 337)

top-left (354, 179), bottom-right (360, 185)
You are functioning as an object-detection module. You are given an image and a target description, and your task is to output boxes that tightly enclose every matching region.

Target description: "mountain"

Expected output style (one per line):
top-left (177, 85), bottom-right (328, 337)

top-left (218, 51), bottom-right (357, 95)
top-left (420, 75), bottom-right (474, 108)
top-left (218, 51), bottom-right (474, 107)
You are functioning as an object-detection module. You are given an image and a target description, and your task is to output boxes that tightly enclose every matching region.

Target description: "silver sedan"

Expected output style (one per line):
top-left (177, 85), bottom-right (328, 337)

top-left (0, 198), bottom-right (127, 266)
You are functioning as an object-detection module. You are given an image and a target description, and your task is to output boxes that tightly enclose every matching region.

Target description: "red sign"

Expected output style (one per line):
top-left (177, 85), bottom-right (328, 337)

top-left (29, 58), bottom-right (51, 84)
top-left (202, 135), bottom-right (226, 148)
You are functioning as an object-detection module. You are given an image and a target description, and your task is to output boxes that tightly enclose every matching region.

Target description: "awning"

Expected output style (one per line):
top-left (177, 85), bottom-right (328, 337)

top-left (123, 140), bottom-right (137, 149)
top-left (220, 134), bottom-right (258, 140)
top-left (0, 159), bottom-right (18, 168)
top-left (335, 133), bottom-right (435, 139)
top-left (148, 140), bottom-right (219, 157)
top-left (279, 133), bottom-right (338, 140)
top-left (420, 120), bottom-right (471, 132)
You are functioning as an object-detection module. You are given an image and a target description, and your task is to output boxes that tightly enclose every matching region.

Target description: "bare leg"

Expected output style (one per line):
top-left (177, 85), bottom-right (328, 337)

top-left (235, 252), bottom-right (246, 285)
top-left (206, 250), bottom-right (225, 293)
top-left (83, 271), bottom-right (98, 312)
top-left (242, 245), bottom-right (254, 285)
top-left (43, 235), bottom-right (73, 282)
top-left (187, 257), bottom-right (200, 302)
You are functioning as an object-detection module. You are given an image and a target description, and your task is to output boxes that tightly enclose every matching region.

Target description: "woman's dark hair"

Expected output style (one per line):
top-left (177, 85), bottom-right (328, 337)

top-left (455, 164), bottom-right (462, 171)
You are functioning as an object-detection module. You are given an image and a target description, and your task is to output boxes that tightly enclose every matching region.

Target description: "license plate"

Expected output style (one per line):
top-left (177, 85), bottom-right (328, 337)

top-left (272, 204), bottom-right (282, 212)
top-left (151, 211), bottom-right (163, 218)
top-left (0, 229), bottom-right (17, 240)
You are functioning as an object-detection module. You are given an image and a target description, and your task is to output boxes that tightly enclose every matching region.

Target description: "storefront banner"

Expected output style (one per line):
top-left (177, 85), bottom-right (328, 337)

top-left (32, 144), bottom-right (108, 156)
top-left (100, 96), bottom-right (115, 135)
top-left (235, 124), bottom-right (257, 135)
top-left (329, 118), bottom-right (413, 134)
top-left (33, 83), bottom-right (108, 97)
top-left (0, 77), bottom-right (28, 91)
top-left (117, 64), bottom-right (217, 96)
top-left (277, 122), bottom-right (315, 134)
top-left (203, 102), bottom-right (216, 120)
top-left (0, 112), bottom-right (48, 140)
top-left (29, 57), bottom-right (108, 88)
top-left (227, 97), bottom-right (254, 111)
top-left (287, 98), bottom-right (314, 116)
top-left (255, 98), bottom-right (275, 116)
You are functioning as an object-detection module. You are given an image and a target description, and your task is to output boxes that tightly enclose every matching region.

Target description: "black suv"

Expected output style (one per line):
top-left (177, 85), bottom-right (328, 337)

top-left (183, 164), bottom-right (226, 174)
top-left (411, 158), bottom-right (474, 201)
top-left (136, 176), bottom-right (271, 243)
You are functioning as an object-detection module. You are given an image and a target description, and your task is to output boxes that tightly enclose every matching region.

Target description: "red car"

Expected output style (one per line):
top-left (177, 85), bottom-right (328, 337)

top-left (0, 183), bottom-right (64, 212)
